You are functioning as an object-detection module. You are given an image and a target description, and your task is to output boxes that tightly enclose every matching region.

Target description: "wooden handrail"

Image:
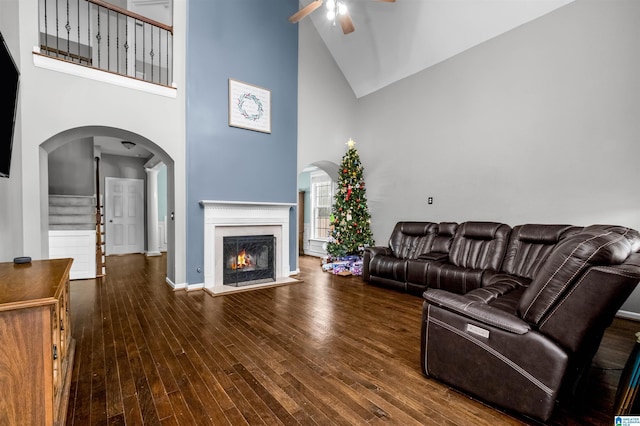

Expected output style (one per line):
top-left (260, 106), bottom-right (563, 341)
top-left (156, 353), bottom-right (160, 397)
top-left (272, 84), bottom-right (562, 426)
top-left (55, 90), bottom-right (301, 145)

top-left (88, 0), bottom-right (173, 33)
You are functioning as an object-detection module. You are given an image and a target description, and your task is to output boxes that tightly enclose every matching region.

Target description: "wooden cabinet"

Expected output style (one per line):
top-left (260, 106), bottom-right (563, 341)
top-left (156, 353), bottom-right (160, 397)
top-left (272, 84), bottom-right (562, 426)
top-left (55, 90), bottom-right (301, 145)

top-left (0, 258), bottom-right (75, 426)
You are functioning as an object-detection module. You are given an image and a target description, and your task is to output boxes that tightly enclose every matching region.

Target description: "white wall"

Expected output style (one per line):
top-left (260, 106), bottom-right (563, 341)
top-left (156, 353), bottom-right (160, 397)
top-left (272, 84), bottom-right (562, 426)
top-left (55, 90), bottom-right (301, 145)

top-left (298, 0), bottom-right (640, 312)
top-left (0, 0), bottom-right (24, 261)
top-left (357, 0), bottom-right (640, 244)
top-left (297, 19), bottom-right (359, 175)
top-left (6, 0), bottom-right (187, 284)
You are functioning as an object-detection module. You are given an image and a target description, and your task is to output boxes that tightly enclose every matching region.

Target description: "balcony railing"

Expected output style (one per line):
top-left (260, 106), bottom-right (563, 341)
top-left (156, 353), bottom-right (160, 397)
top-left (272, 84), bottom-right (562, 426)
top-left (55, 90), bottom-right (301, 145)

top-left (39, 0), bottom-right (173, 86)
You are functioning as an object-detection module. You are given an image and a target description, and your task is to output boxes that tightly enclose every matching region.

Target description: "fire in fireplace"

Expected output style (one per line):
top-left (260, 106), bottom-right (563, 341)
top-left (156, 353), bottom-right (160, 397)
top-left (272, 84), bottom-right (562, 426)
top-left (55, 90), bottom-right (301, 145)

top-left (223, 235), bottom-right (276, 287)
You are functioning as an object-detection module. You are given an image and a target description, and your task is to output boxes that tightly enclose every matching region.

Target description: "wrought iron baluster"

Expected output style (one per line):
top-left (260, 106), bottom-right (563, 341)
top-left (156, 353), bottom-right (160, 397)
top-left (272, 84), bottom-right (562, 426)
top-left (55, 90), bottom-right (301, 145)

top-left (87, 0), bottom-right (90, 65)
top-left (116, 12), bottom-right (119, 73)
top-left (96, 6), bottom-right (101, 68)
top-left (142, 24), bottom-right (147, 80)
top-left (65, 0), bottom-right (71, 60)
top-left (158, 27), bottom-right (162, 84)
top-left (134, 20), bottom-right (137, 79)
top-left (55, 0), bottom-right (60, 57)
top-left (43, 0), bottom-right (49, 54)
top-left (107, 8), bottom-right (110, 71)
top-left (77, 0), bottom-right (80, 63)
top-left (38, 0), bottom-right (173, 86)
top-left (124, 17), bottom-right (129, 76)
top-left (150, 25), bottom-right (154, 82)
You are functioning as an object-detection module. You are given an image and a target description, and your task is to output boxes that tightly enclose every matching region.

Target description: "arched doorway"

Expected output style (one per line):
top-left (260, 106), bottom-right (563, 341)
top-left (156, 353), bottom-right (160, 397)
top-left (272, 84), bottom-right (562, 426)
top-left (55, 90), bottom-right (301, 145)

top-left (40, 126), bottom-right (177, 282)
top-left (297, 160), bottom-right (339, 258)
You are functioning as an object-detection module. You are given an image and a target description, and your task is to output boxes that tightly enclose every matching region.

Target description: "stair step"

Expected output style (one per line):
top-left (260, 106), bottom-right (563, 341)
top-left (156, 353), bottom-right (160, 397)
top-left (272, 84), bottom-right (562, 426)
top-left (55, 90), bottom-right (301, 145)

top-left (49, 214), bottom-right (95, 225)
top-left (49, 223), bottom-right (96, 231)
top-left (48, 194), bottom-right (101, 232)
top-left (49, 205), bottom-right (95, 215)
top-left (49, 195), bottom-right (96, 207)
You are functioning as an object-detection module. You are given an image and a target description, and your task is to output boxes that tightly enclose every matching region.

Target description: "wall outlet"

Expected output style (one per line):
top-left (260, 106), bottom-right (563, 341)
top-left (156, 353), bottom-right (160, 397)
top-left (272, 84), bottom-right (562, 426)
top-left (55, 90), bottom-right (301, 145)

top-left (427, 197), bottom-right (433, 205)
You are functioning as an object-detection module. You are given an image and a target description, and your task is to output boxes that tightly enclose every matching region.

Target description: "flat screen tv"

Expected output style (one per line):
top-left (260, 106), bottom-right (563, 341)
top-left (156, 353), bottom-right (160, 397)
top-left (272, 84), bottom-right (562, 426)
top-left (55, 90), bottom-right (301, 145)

top-left (0, 31), bottom-right (19, 178)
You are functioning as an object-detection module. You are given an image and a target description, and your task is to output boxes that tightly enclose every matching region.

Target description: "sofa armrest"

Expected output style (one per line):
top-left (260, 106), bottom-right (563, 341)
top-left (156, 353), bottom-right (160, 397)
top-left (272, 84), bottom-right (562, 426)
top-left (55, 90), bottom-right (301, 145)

top-left (363, 246), bottom-right (394, 281)
top-left (366, 246), bottom-right (393, 257)
top-left (423, 289), bottom-right (531, 334)
top-left (417, 252), bottom-right (448, 261)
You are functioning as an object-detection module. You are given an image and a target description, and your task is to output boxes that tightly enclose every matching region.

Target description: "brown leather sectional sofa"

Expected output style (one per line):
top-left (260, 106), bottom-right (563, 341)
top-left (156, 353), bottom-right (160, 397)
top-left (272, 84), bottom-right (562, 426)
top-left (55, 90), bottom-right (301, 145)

top-left (362, 221), bottom-right (640, 422)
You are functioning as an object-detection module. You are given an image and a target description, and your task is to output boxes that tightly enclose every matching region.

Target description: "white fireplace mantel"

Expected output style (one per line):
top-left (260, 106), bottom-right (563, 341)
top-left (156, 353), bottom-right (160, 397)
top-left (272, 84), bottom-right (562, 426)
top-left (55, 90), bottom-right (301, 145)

top-left (200, 200), bottom-right (297, 294)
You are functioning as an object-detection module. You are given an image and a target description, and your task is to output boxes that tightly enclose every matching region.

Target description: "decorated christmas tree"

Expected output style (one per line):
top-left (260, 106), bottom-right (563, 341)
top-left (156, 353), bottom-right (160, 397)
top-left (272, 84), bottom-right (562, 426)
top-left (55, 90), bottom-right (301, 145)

top-left (326, 139), bottom-right (374, 258)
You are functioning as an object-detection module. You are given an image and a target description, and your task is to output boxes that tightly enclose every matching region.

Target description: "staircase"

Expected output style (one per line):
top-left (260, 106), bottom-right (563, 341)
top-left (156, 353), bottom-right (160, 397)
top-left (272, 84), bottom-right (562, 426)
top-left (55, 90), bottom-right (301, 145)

top-left (49, 195), bottom-right (96, 230)
top-left (48, 194), bottom-right (106, 278)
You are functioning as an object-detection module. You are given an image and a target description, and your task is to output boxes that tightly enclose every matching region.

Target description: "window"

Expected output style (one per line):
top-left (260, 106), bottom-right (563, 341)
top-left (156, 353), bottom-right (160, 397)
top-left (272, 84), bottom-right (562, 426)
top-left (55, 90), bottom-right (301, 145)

top-left (311, 171), bottom-right (333, 240)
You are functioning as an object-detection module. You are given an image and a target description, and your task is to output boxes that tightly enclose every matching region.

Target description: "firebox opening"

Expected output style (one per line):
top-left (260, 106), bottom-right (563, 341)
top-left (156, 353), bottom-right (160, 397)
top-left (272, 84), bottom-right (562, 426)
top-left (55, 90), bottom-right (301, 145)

top-left (223, 235), bottom-right (276, 287)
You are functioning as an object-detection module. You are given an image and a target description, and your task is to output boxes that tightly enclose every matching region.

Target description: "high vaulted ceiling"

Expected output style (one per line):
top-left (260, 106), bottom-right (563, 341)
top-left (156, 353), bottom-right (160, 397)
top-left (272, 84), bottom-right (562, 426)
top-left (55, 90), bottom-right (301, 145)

top-left (302, 0), bottom-right (575, 98)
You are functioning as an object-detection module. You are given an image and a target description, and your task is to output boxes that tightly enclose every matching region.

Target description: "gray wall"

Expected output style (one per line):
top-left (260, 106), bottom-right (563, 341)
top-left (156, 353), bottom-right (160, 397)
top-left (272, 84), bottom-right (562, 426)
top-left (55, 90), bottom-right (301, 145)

top-left (298, 0), bottom-right (640, 313)
top-left (297, 17), bottom-right (359, 177)
top-left (0, 0), bottom-right (23, 261)
top-left (158, 163), bottom-right (167, 221)
top-left (48, 138), bottom-right (94, 195)
top-left (355, 0), bottom-right (640, 242)
top-left (101, 154), bottom-right (147, 182)
top-left (297, 170), bottom-right (311, 224)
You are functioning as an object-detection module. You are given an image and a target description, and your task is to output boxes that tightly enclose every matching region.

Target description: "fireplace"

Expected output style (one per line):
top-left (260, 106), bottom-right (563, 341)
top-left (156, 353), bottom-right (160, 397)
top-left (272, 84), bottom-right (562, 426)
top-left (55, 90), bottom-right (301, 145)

top-left (200, 200), bottom-right (297, 294)
top-left (223, 235), bottom-right (276, 286)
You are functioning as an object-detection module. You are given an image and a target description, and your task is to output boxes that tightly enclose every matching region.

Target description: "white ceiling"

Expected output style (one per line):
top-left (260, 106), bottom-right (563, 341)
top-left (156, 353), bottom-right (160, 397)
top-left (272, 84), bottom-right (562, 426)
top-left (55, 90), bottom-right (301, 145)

top-left (304, 0), bottom-right (575, 98)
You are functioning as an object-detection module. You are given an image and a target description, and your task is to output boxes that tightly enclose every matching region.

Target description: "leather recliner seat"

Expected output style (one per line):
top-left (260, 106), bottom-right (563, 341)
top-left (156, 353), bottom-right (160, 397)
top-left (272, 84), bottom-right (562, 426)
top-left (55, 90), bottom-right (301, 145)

top-left (363, 221), bottom-right (640, 421)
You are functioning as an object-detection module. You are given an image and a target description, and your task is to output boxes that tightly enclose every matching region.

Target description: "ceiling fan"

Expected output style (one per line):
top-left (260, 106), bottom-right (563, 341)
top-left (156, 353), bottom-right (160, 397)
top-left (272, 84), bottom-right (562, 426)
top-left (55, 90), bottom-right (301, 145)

top-left (289, 0), bottom-right (396, 35)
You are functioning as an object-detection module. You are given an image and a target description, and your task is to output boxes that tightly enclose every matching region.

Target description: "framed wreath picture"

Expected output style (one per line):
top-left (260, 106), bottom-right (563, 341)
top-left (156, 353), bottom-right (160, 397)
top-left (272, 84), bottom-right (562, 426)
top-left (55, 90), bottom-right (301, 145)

top-left (228, 79), bottom-right (271, 134)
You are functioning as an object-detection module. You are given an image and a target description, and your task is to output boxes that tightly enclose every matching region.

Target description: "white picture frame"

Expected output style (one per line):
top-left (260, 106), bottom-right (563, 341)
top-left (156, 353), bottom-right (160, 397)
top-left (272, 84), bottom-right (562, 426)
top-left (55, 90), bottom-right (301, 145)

top-left (228, 79), bottom-right (271, 134)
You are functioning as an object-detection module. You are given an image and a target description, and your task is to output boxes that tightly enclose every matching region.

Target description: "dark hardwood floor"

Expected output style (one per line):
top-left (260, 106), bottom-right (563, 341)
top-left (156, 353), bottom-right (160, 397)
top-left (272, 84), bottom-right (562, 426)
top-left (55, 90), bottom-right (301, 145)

top-left (66, 254), bottom-right (639, 425)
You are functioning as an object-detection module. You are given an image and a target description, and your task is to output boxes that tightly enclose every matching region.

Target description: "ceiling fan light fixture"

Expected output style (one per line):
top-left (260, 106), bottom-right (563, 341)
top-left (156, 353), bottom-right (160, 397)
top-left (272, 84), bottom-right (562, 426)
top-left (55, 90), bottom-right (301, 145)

top-left (290, 0), bottom-right (394, 34)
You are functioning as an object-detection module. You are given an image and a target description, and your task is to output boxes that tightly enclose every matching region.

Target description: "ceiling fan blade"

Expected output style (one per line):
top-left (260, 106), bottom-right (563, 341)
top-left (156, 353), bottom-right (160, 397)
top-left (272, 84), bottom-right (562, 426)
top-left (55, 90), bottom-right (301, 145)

top-left (288, 0), bottom-right (323, 23)
top-left (339, 10), bottom-right (355, 34)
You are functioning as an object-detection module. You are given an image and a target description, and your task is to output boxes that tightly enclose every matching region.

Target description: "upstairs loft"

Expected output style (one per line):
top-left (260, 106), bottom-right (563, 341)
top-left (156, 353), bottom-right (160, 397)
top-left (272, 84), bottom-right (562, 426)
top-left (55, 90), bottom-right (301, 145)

top-left (35, 0), bottom-right (176, 97)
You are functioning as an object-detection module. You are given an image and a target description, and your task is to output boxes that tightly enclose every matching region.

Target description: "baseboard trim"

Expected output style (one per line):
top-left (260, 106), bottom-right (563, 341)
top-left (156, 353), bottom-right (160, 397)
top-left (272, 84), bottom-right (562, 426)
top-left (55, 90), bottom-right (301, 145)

top-left (616, 310), bottom-right (640, 322)
top-left (165, 276), bottom-right (188, 290)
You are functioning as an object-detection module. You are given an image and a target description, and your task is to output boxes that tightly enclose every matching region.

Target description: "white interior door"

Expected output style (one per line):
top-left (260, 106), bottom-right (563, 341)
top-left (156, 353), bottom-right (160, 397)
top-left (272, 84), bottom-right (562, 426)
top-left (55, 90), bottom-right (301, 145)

top-left (106, 177), bottom-right (144, 255)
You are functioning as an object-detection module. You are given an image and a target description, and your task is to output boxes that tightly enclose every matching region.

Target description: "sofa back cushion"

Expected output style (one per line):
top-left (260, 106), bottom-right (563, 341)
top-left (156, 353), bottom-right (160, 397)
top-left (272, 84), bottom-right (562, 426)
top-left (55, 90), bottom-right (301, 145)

top-left (431, 222), bottom-right (458, 254)
top-left (518, 225), bottom-right (640, 325)
top-left (389, 222), bottom-right (438, 259)
top-left (501, 224), bottom-right (582, 280)
top-left (448, 222), bottom-right (511, 270)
